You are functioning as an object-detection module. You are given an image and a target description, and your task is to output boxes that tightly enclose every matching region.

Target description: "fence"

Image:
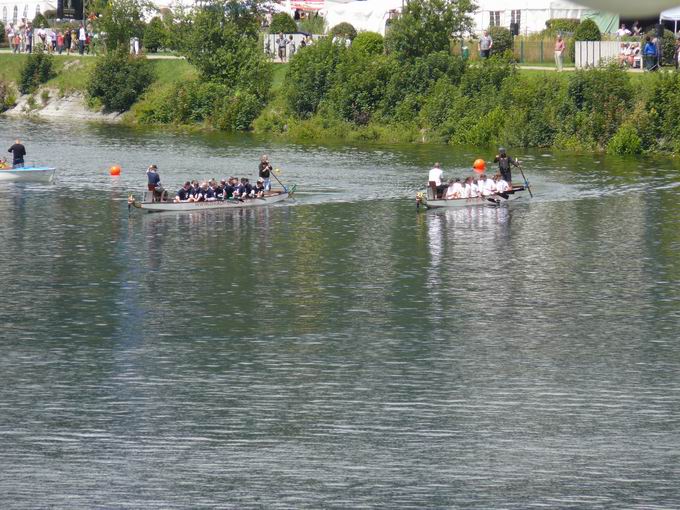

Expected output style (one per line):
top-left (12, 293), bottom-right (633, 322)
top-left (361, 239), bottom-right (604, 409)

top-left (574, 41), bottom-right (630, 69)
top-left (453, 38), bottom-right (574, 65)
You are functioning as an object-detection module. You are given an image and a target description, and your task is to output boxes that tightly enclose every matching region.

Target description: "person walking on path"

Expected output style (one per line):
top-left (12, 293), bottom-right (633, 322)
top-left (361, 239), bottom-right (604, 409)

top-left (8, 139), bottom-right (27, 168)
top-left (554, 35), bottom-right (565, 72)
top-left (479, 30), bottom-right (493, 59)
top-left (78, 24), bottom-right (86, 55)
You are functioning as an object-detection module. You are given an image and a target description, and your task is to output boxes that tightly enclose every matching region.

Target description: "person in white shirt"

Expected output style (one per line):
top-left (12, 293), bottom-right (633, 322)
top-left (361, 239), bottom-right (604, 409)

top-left (470, 178), bottom-right (480, 198)
top-left (445, 178), bottom-right (463, 199)
top-left (78, 24), bottom-right (86, 55)
top-left (428, 162), bottom-right (446, 198)
top-left (478, 174), bottom-right (494, 196)
top-left (616, 24), bottom-right (631, 38)
top-left (463, 176), bottom-right (473, 198)
top-left (495, 174), bottom-right (510, 193)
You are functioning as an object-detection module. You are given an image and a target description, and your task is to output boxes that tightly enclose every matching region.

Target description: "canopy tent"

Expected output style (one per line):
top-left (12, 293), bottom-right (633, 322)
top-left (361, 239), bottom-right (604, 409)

top-left (320, 0), bottom-right (402, 35)
top-left (660, 6), bottom-right (680, 33)
top-left (582, 9), bottom-right (619, 33)
top-left (289, 0), bottom-right (325, 12)
top-left (472, 0), bottom-right (590, 34)
top-left (1, 0), bottom-right (56, 24)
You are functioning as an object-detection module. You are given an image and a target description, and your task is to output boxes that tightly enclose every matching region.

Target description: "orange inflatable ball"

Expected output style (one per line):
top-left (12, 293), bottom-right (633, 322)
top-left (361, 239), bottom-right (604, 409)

top-left (109, 165), bottom-right (121, 176)
top-left (473, 159), bottom-right (486, 173)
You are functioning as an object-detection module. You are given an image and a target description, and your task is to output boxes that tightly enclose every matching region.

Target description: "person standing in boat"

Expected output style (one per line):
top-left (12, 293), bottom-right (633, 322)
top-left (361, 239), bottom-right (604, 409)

top-left (8, 139), bottom-right (27, 168)
top-left (428, 162), bottom-right (447, 198)
top-left (146, 164), bottom-right (162, 201)
top-left (493, 148), bottom-right (519, 187)
top-left (259, 155), bottom-right (273, 191)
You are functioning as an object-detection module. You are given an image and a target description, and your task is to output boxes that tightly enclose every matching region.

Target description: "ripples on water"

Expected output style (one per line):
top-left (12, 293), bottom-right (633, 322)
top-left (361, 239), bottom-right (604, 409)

top-left (1, 119), bottom-right (680, 508)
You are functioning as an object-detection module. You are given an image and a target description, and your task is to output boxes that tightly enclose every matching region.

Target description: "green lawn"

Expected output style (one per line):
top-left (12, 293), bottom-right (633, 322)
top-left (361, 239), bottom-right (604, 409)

top-left (272, 63), bottom-right (288, 93)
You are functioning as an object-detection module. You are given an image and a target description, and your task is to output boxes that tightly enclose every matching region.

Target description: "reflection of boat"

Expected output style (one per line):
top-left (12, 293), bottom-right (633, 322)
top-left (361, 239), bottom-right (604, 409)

top-left (0, 167), bottom-right (56, 183)
top-left (418, 186), bottom-right (527, 209)
top-left (129, 189), bottom-right (292, 213)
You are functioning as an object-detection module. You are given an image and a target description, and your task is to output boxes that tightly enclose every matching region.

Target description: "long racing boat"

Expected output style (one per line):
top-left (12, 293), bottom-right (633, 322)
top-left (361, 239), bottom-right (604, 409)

top-left (417, 186), bottom-right (527, 209)
top-left (129, 188), bottom-right (293, 213)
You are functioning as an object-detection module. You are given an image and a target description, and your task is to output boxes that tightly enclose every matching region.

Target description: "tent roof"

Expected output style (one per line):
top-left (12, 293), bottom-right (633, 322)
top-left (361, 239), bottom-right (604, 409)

top-left (660, 6), bottom-right (680, 20)
top-left (476, 0), bottom-right (588, 10)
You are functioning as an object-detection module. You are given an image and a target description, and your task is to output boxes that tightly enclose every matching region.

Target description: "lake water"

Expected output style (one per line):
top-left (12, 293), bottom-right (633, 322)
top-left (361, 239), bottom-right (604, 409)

top-left (1, 117), bottom-right (680, 508)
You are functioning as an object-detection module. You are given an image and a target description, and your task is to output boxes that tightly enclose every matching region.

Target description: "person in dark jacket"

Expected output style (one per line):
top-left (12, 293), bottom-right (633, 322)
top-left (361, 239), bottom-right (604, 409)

top-left (493, 148), bottom-right (519, 187)
top-left (258, 155), bottom-right (273, 191)
top-left (8, 139), bottom-right (26, 168)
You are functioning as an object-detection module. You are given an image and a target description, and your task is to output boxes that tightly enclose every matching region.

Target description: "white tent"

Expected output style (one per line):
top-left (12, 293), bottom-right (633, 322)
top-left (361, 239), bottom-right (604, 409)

top-left (473, 0), bottom-right (590, 34)
top-left (660, 6), bottom-right (680, 33)
top-left (320, 0), bottom-right (403, 35)
top-left (1, 0), bottom-right (56, 25)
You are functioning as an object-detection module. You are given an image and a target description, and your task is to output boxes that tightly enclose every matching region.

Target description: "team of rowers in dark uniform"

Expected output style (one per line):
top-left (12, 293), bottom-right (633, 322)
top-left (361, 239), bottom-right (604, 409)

top-left (145, 155), bottom-right (276, 203)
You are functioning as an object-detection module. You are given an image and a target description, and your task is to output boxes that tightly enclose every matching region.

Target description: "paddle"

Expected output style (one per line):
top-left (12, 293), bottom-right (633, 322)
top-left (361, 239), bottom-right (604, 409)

top-left (272, 168), bottom-right (289, 193)
top-left (517, 163), bottom-right (533, 198)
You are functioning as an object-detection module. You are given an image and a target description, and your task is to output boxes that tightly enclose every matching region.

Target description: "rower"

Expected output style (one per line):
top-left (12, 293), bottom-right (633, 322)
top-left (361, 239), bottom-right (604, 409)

top-left (428, 162), bottom-right (447, 199)
top-left (495, 173), bottom-right (510, 193)
top-left (254, 178), bottom-right (266, 198)
top-left (174, 181), bottom-right (191, 202)
top-left (493, 148), bottom-right (519, 187)
top-left (445, 178), bottom-right (463, 199)
top-left (8, 139), bottom-right (26, 168)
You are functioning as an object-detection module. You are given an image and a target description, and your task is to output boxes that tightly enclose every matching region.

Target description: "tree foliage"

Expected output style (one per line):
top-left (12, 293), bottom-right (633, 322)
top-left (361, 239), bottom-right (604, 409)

top-left (32, 13), bottom-right (49, 28)
top-left (143, 16), bottom-right (167, 53)
top-left (329, 22), bottom-right (357, 41)
top-left (269, 12), bottom-right (297, 34)
top-left (19, 50), bottom-right (55, 94)
top-left (87, 50), bottom-right (154, 112)
top-left (351, 32), bottom-right (384, 56)
top-left (384, 0), bottom-right (475, 61)
top-left (92, 0), bottom-right (150, 52)
top-left (488, 26), bottom-right (513, 56)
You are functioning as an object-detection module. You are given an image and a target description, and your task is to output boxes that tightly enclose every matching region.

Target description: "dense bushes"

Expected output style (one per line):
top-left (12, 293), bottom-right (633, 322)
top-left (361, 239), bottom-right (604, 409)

top-left (545, 18), bottom-right (580, 34)
top-left (19, 50), bottom-right (55, 94)
top-left (269, 12), bottom-right (297, 34)
top-left (87, 51), bottom-right (154, 112)
top-left (143, 17), bottom-right (167, 52)
top-left (352, 32), bottom-right (384, 56)
top-left (0, 79), bottom-right (16, 111)
top-left (570, 18), bottom-right (600, 58)
top-left (488, 26), bottom-right (513, 56)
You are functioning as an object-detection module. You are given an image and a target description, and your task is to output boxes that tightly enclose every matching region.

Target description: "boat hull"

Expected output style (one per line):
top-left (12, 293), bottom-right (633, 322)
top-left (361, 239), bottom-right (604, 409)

top-left (132, 190), bottom-right (291, 212)
top-left (0, 167), bottom-right (56, 183)
top-left (423, 187), bottom-right (526, 209)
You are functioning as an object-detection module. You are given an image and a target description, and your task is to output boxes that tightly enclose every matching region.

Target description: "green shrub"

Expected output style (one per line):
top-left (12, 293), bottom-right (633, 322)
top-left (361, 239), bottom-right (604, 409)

top-left (213, 91), bottom-right (262, 130)
top-left (329, 22), bottom-right (357, 41)
top-left (32, 13), bottom-right (48, 28)
top-left (144, 16), bottom-right (167, 53)
top-left (87, 51), bottom-right (154, 112)
top-left (269, 12), bottom-right (297, 34)
top-left (0, 24), bottom-right (5, 46)
top-left (607, 124), bottom-right (642, 155)
top-left (286, 37), bottom-right (346, 118)
top-left (544, 18), bottom-right (580, 34)
top-left (19, 50), bottom-right (55, 94)
top-left (644, 72), bottom-right (680, 151)
top-left (488, 26), bottom-right (513, 56)
top-left (297, 15), bottom-right (325, 35)
top-left (352, 31), bottom-right (384, 56)
top-left (570, 18), bottom-right (600, 58)
top-left (0, 79), bottom-right (17, 111)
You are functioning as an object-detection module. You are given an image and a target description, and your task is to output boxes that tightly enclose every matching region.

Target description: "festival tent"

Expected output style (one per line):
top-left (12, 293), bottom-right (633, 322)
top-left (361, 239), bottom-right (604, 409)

top-left (660, 6), bottom-right (680, 33)
top-left (472, 0), bottom-right (590, 34)
top-left (320, 0), bottom-right (403, 35)
top-left (1, 0), bottom-right (56, 25)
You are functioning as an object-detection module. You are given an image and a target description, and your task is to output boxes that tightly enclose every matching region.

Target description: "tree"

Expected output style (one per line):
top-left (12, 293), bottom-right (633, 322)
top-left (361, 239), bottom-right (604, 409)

top-left (181, 0), bottom-right (271, 101)
top-left (269, 12), bottom-right (297, 34)
top-left (352, 32), bottom-right (384, 56)
top-left (570, 18), bottom-right (600, 59)
top-left (488, 26), bottom-right (513, 56)
top-left (384, 0), bottom-right (476, 61)
top-left (92, 0), bottom-right (150, 52)
top-left (329, 22), bottom-right (357, 41)
top-left (143, 16), bottom-right (167, 53)
top-left (88, 50), bottom-right (155, 112)
top-left (32, 13), bottom-right (48, 28)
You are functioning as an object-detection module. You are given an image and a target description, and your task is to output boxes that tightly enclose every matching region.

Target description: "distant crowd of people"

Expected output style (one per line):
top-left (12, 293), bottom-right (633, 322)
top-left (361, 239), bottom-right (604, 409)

top-left (5, 20), bottom-right (91, 55)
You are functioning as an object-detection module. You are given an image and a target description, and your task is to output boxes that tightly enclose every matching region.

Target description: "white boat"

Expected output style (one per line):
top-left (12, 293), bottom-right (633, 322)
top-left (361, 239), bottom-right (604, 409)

top-left (418, 186), bottom-right (527, 209)
top-left (0, 166), bottom-right (56, 183)
top-left (129, 189), bottom-right (292, 213)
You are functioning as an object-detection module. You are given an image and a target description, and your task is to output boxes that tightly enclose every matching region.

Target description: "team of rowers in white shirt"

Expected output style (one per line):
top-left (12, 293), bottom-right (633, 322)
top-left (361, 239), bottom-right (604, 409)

top-left (428, 162), bottom-right (511, 200)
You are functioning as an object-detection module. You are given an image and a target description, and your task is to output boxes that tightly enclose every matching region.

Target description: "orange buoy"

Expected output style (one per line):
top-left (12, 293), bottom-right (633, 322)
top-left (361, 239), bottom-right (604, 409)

top-left (109, 165), bottom-right (121, 176)
top-left (473, 159), bottom-right (486, 173)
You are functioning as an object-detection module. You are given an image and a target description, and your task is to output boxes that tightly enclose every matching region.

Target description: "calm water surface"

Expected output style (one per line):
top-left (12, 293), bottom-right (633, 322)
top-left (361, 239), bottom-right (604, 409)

top-left (1, 118), bottom-right (680, 508)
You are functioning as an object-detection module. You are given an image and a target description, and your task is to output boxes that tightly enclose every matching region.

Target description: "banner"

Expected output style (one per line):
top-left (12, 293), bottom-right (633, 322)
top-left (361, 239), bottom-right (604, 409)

top-left (57, 0), bottom-right (84, 20)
